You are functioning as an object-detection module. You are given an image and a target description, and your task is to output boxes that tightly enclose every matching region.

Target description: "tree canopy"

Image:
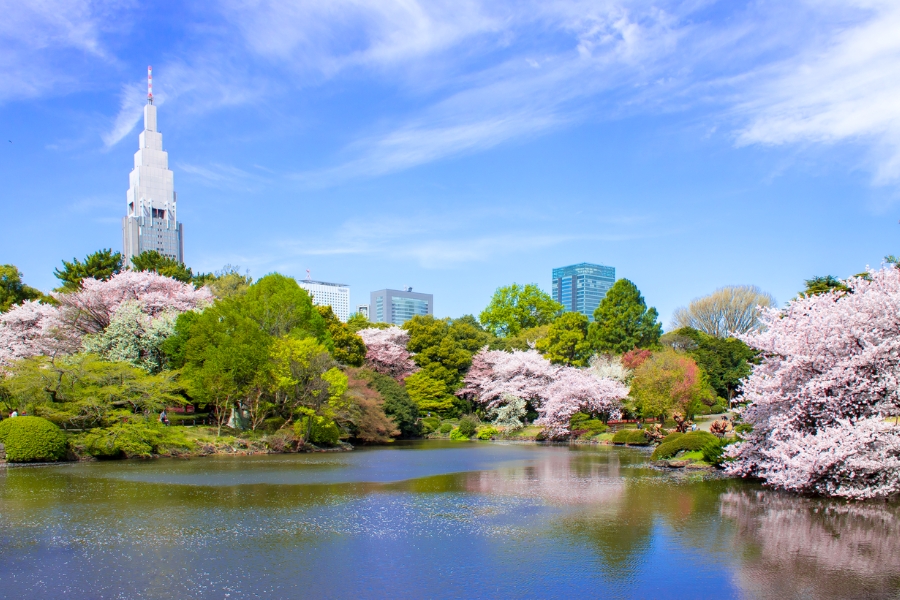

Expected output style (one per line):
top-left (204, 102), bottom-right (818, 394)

top-left (130, 250), bottom-right (194, 283)
top-left (479, 283), bottom-right (563, 337)
top-left (672, 285), bottom-right (775, 337)
top-left (536, 311), bottom-right (591, 366)
top-left (0, 265), bottom-right (43, 312)
top-left (54, 249), bottom-right (123, 292)
top-left (800, 275), bottom-right (849, 297)
top-left (660, 327), bottom-right (757, 402)
top-left (588, 279), bottom-right (661, 354)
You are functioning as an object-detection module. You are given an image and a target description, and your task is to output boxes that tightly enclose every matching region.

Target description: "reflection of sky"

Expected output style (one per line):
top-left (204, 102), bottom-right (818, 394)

top-left (0, 443), bottom-right (897, 599)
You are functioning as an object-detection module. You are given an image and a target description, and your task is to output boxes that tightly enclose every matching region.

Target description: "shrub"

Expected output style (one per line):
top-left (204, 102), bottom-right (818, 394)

top-left (262, 416), bottom-right (286, 432)
top-left (457, 416), bottom-right (478, 438)
top-left (70, 421), bottom-right (194, 459)
top-left (477, 426), bottom-right (499, 440)
top-left (422, 416), bottom-right (441, 434)
top-left (570, 412), bottom-right (609, 436)
top-left (659, 432), bottom-right (684, 445)
top-left (265, 429), bottom-right (297, 453)
top-left (701, 437), bottom-right (735, 466)
top-left (651, 430), bottom-right (718, 460)
top-left (0, 416), bottom-right (66, 462)
top-left (439, 423), bottom-right (453, 434)
top-left (611, 429), bottom-right (650, 445)
top-left (294, 415), bottom-right (341, 446)
top-left (449, 428), bottom-right (469, 441)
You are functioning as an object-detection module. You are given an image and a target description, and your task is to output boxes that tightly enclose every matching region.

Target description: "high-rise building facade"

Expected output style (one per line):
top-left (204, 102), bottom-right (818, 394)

top-left (123, 67), bottom-right (184, 265)
top-left (356, 304), bottom-right (369, 319)
top-left (370, 288), bottom-right (433, 325)
top-left (552, 263), bottom-right (616, 321)
top-left (298, 279), bottom-right (351, 322)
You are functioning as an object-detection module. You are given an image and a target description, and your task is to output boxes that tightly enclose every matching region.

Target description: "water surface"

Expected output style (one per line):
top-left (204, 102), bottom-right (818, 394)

top-left (1, 441), bottom-right (898, 599)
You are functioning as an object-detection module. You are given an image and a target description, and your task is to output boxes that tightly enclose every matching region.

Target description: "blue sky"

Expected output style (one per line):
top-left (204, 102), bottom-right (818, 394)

top-left (2, 0), bottom-right (899, 326)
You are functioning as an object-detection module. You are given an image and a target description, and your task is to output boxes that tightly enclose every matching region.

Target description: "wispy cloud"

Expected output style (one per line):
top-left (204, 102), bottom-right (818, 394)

top-left (178, 161), bottom-right (270, 192)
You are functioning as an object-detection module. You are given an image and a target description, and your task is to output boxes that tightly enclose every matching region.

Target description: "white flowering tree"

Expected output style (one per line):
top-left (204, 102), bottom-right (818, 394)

top-left (357, 327), bottom-right (418, 380)
top-left (81, 301), bottom-right (179, 373)
top-left (727, 268), bottom-right (900, 500)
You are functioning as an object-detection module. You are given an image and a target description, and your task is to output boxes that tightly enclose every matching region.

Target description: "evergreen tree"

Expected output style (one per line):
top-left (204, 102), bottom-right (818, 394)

top-left (54, 249), bottom-right (123, 292)
top-left (536, 311), bottom-right (591, 366)
top-left (588, 279), bottom-right (661, 354)
top-left (0, 265), bottom-right (43, 311)
top-left (130, 250), bottom-right (193, 283)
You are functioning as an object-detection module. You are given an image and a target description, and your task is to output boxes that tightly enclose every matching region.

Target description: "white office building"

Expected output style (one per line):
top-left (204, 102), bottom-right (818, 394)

top-left (123, 67), bottom-right (184, 265)
top-left (356, 304), bottom-right (369, 319)
top-left (299, 280), bottom-right (351, 322)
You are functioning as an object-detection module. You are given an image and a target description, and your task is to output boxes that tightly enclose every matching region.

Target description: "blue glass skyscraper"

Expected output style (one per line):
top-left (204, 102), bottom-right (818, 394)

top-left (552, 263), bottom-right (616, 321)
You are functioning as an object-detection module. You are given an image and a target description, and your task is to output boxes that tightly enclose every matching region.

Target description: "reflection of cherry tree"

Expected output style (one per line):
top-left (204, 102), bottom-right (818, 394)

top-left (459, 348), bottom-right (627, 437)
top-left (728, 267), bottom-right (900, 499)
top-left (721, 490), bottom-right (900, 599)
top-left (357, 327), bottom-right (418, 380)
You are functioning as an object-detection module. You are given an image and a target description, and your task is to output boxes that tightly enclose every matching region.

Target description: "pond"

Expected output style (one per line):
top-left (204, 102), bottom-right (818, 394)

top-left (1, 441), bottom-right (898, 599)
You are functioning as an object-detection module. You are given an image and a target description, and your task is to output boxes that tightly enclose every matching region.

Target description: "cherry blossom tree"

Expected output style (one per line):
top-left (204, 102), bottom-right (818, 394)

top-left (0, 271), bottom-right (210, 367)
top-left (357, 327), bottom-right (418, 380)
top-left (538, 367), bottom-right (627, 438)
top-left (727, 268), bottom-right (900, 500)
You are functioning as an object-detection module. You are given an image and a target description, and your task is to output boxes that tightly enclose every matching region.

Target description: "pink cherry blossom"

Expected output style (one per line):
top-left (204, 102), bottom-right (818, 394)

top-left (0, 300), bottom-right (78, 365)
top-left (537, 367), bottom-right (626, 438)
top-left (727, 267), bottom-right (900, 499)
top-left (357, 327), bottom-right (418, 380)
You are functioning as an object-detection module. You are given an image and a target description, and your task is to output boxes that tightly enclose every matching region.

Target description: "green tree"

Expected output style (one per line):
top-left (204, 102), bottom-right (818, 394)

top-left (479, 283), bottom-right (563, 337)
top-left (537, 311), bottom-right (592, 366)
top-left (629, 349), bottom-right (713, 422)
top-left (660, 327), bottom-right (757, 403)
top-left (240, 274), bottom-right (330, 344)
top-left (404, 314), bottom-right (490, 386)
top-left (130, 250), bottom-right (194, 283)
top-left (196, 265), bottom-right (252, 299)
top-left (404, 371), bottom-right (456, 414)
top-left (362, 369), bottom-right (421, 437)
top-left (0, 264), bottom-right (44, 311)
top-left (495, 324), bottom-right (549, 351)
top-left (315, 305), bottom-right (366, 366)
top-left (800, 275), bottom-right (849, 297)
top-left (54, 248), bottom-right (123, 292)
top-left (588, 279), bottom-right (661, 354)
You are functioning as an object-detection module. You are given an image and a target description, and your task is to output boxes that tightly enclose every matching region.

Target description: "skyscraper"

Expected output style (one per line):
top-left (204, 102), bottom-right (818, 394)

top-left (298, 278), bottom-right (351, 322)
top-left (123, 66), bottom-right (184, 265)
top-left (370, 288), bottom-right (433, 325)
top-left (552, 263), bottom-right (616, 321)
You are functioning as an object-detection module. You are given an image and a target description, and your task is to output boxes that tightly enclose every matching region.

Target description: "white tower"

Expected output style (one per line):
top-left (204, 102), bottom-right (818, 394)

top-left (122, 66), bottom-right (184, 265)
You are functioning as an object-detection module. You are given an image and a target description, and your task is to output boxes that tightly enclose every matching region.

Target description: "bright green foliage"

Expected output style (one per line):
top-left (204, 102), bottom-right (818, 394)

top-left (1, 264), bottom-right (45, 312)
top-left (346, 312), bottom-right (391, 332)
top-left (199, 265), bottom-right (253, 299)
top-left (588, 279), bottom-right (662, 354)
top-left (53, 249), bottom-right (122, 292)
top-left (404, 371), bottom-right (455, 414)
top-left (159, 311), bottom-right (200, 369)
top-left (316, 305), bottom-right (366, 366)
top-left (700, 437), bottom-right (734, 466)
top-left (71, 421), bottom-right (194, 458)
top-left (82, 300), bottom-right (178, 373)
top-left (421, 416), bottom-right (441, 433)
top-left (0, 416), bottom-right (66, 462)
top-left (130, 250), bottom-right (193, 283)
top-left (404, 315), bottom-right (490, 385)
top-left (241, 274), bottom-right (330, 342)
top-left (651, 431), bottom-right (718, 460)
top-left (449, 427), bottom-right (470, 441)
top-left (537, 311), bottom-right (591, 366)
top-left (457, 415), bottom-right (478, 437)
top-left (479, 283), bottom-right (563, 338)
top-left (495, 325), bottom-right (549, 351)
top-left (439, 422), bottom-right (453, 434)
top-left (569, 412), bottom-right (608, 434)
top-left (661, 327), bottom-right (757, 402)
top-left (801, 275), bottom-right (849, 297)
top-left (2, 354), bottom-right (183, 428)
top-left (477, 425), bottom-right (499, 440)
top-left (362, 370), bottom-right (421, 437)
top-left (611, 429), bottom-right (650, 445)
top-left (293, 413), bottom-right (341, 446)
top-left (629, 349), bottom-right (714, 422)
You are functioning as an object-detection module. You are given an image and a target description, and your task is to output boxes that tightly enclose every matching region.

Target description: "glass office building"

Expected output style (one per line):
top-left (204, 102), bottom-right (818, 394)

top-left (552, 263), bottom-right (616, 321)
top-left (370, 288), bottom-right (433, 325)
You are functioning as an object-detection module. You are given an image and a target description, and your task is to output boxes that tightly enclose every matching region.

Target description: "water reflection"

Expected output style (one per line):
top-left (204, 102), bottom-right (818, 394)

top-left (0, 443), bottom-right (898, 599)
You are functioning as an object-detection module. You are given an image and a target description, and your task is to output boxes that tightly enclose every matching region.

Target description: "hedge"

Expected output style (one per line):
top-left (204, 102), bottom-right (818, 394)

top-left (651, 431), bottom-right (718, 460)
top-left (0, 416), bottom-right (67, 462)
top-left (612, 429), bottom-right (650, 445)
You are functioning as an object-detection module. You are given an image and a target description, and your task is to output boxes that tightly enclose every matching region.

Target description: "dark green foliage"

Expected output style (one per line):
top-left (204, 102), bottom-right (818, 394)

top-left (659, 432), bottom-right (684, 445)
top-left (70, 421), bottom-right (194, 459)
top-left (364, 370), bottom-right (421, 438)
top-left (0, 416), bottom-right (66, 462)
top-left (53, 249), bottom-right (122, 292)
top-left (537, 311), bottom-right (591, 366)
top-left (159, 310), bottom-right (200, 369)
top-left (589, 279), bottom-right (662, 354)
top-left (801, 275), bottom-right (849, 297)
top-left (294, 415), bottom-right (341, 446)
top-left (661, 327), bottom-right (757, 402)
top-left (701, 437), bottom-right (734, 466)
top-left (316, 305), bottom-right (365, 366)
top-left (130, 250), bottom-right (193, 283)
top-left (612, 429), bottom-right (650, 445)
top-left (439, 422), bottom-right (453, 434)
top-left (651, 431), bottom-right (718, 460)
top-left (457, 415), bottom-right (478, 437)
top-left (1, 264), bottom-right (44, 311)
top-left (262, 416), bottom-right (287, 432)
top-left (421, 416), bottom-right (441, 434)
top-left (570, 412), bottom-right (608, 435)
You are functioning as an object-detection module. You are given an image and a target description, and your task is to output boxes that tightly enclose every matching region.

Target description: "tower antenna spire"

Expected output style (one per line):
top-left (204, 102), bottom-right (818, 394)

top-left (147, 66), bottom-right (153, 105)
